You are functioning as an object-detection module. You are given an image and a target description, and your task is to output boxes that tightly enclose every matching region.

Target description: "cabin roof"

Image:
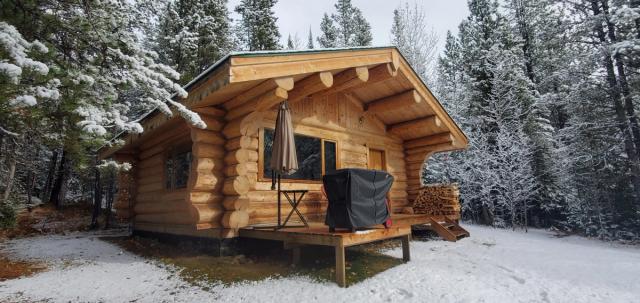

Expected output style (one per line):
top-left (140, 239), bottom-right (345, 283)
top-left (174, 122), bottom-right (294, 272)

top-left (100, 46), bottom-right (468, 158)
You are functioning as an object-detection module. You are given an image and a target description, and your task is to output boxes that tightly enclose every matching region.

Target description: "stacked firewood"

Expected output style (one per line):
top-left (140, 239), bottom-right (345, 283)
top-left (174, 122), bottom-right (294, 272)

top-left (412, 183), bottom-right (461, 216)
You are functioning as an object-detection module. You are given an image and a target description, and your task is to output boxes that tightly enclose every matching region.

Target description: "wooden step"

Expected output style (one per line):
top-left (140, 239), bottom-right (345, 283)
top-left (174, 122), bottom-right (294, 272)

top-left (425, 217), bottom-right (470, 242)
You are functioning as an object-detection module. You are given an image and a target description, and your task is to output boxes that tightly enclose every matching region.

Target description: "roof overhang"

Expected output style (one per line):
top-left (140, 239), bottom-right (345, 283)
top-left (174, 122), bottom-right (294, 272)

top-left (99, 46), bottom-right (468, 159)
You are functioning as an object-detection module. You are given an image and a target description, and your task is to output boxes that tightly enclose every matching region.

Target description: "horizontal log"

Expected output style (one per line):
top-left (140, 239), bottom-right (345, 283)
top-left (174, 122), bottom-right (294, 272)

top-left (389, 115), bottom-right (441, 136)
top-left (224, 149), bottom-right (258, 165)
top-left (366, 90), bottom-right (421, 114)
top-left (247, 190), bottom-right (325, 203)
top-left (406, 142), bottom-right (456, 156)
top-left (255, 87), bottom-right (289, 112)
top-left (223, 196), bottom-right (250, 211)
top-left (189, 170), bottom-right (224, 191)
top-left (222, 114), bottom-right (260, 139)
top-left (201, 116), bottom-right (224, 131)
top-left (221, 210), bottom-right (249, 229)
top-left (340, 141), bottom-right (368, 154)
top-left (225, 136), bottom-right (258, 151)
top-left (193, 106), bottom-right (225, 118)
top-left (134, 200), bottom-right (190, 214)
top-left (139, 145), bottom-right (164, 161)
top-left (192, 157), bottom-right (224, 173)
top-left (223, 176), bottom-right (250, 195)
top-left (404, 132), bottom-right (454, 149)
top-left (138, 154), bottom-right (163, 170)
top-left (137, 175), bottom-right (163, 186)
top-left (191, 128), bottom-right (225, 145)
top-left (189, 191), bottom-right (224, 204)
top-left (313, 67), bottom-right (369, 97)
top-left (224, 162), bottom-right (258, 177)
top-left (288, 72), bottom-right (334, 103)
top-left (223, 77), bottom-right (294, 110)
top-left (192, 203), bottom-right (225, 224)
top-left (137, 182), bottom-right (165, 194)
top-left (192, 143), bottom-right (225, 159)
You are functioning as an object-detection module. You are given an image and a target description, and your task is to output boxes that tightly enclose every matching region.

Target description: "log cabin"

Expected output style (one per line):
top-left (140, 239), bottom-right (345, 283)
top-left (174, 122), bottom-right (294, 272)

top-left (100, 46), bottom-right (468, 240)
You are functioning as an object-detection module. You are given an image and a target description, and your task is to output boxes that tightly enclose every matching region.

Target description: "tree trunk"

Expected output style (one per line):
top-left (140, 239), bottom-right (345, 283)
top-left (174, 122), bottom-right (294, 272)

top-left (591, 0), bottom-right (640, 204)
top-left (41, 150), bottom-right (59, 202)
top-left (2, 157), bottom-right (17, 203)
top-left (50, 150), bottom-right (68, 209)
top-left (601, 0), bottom-right (640, 154)
top-left (90, 167), bottom-right (102, 229)
top-left (104, 170), bottom-right (115, 229)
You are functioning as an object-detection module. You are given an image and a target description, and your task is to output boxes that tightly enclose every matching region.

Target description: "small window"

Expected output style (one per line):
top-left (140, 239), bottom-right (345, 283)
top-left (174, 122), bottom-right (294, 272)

top-left (165, 148), bottom-right (192, 189)
top-left (263, 129), bottom-right (337, 181)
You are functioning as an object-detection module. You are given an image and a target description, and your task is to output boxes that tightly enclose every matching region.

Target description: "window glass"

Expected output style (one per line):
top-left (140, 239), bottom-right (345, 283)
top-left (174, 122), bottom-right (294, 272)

top-left (324, 141), bottom-right (337, 174)
top-left (263, 129), bottom-right (335, 181)
top-left (165, 148), bottom-right (191, 189)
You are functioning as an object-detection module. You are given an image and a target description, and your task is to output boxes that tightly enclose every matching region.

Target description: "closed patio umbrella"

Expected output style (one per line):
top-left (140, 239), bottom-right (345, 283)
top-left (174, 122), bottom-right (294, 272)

top-left (270, 101), bottom-right (298, 178)
top-left (270, 101), bottom-right (299, 228)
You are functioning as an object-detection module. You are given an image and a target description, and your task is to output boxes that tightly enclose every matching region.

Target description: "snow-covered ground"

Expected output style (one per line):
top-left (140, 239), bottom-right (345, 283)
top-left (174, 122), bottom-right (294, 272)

top-left (1, 225), bottom-right (638, 303)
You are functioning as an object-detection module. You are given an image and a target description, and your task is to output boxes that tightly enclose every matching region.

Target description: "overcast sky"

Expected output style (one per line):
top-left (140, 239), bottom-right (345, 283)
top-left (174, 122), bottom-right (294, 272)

top-left (227, 0), bottom-right (470, 54)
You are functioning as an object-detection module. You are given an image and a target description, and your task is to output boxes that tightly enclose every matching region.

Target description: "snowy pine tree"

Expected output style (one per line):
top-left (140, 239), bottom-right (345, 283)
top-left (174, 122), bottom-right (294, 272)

top-left (307, 27), bottom-right (315, 49)
top-left (390, 3), bottom-right (439, 82)
top-left (235, 0), bottom-right (281, 51)
top-left (154, 0), bottom-right (233, 83)
top-left (317, 0), bottom-right (372, 48)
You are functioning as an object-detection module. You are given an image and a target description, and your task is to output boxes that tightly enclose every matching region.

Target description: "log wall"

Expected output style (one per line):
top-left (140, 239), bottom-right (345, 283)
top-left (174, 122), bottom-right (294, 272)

top-left (239, 92), bottom-right (411, 225)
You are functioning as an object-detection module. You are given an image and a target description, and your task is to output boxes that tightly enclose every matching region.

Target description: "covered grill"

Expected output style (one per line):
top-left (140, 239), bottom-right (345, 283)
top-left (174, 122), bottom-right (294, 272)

top-left (323, 168), bottom-right (394, 231)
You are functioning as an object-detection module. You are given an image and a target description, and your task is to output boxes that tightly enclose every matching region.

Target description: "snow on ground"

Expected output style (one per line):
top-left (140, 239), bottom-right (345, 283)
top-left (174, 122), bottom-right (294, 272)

top-left (1, 225), bottom-right (639, 303)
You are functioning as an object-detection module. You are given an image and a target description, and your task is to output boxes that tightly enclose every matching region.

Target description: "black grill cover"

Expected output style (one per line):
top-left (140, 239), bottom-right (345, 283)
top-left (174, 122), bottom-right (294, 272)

top-left (323, 168), bottom-right (394, 229)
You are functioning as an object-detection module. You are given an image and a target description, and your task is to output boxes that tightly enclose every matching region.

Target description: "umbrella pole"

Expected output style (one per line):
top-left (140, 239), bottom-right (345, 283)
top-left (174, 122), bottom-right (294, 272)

top-left (277, 173), bottom-right (281, 229)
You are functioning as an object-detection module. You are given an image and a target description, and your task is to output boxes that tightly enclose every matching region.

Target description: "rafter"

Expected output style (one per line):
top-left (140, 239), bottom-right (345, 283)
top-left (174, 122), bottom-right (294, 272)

top-left (312, 67), bottom-right (369, 98)
top-left (388, 115), bottom-right (441, 135)
top-left (288, 72), bottom-right (334, 103)
top-left (223, 77), bottom-right (294, 110)
top-left (404, 132), bottom-right (454, 149)
top-left (365, 90), bottom-right (421, 114)
top-left (226, 87), bottom-right (288, 120)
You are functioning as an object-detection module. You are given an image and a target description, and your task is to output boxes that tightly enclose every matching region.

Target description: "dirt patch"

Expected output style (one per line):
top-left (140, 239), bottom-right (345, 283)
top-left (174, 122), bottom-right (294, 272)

top-left (107, 235), bottom-right (404, 287)
top-left (0, 204), bottom-right (92, 240)
top-left (0, 254), bottom-right (47, 282)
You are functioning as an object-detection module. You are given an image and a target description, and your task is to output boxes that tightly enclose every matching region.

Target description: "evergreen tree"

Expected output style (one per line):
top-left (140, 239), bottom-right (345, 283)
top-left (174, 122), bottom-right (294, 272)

top-left (317, 13), bottom-right (338, 48)
top-left (307, 27), bottom-right (315, 49)
top-left (235, 0), bottom-right (281, 51)
top-left (318, 0), bottom-right (372, 47)
top-left (155, 0), bottom-right (232, 83)
top-left (287, 34), bottom-right (294, 49)
top-left (390, 3), bottom-right (439, 82)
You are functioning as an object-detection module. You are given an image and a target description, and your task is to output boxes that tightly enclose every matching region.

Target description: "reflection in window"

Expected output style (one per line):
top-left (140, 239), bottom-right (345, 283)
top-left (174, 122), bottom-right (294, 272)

top-left (263, 129), bottom-right (337, 181)
top-left (324, 141), bottom-right (336, 174)
top-left (166, 149), bottom-right (191, 189)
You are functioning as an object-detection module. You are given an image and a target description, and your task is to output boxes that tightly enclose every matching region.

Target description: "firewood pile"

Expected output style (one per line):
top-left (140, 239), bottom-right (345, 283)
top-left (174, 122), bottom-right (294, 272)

top-left (412, 183), bottom-right (461, 216)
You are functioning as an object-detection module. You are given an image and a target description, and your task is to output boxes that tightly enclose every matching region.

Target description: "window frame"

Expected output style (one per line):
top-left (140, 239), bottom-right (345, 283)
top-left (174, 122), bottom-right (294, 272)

top-left (258, 127), bottom-right (340, 183)
top-left (164, 141), bottom-right (192, 191)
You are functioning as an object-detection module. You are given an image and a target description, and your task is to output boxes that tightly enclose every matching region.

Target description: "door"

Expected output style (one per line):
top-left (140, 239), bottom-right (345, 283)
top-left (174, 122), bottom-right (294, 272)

top-left (368, 149), bottom-right (386, 171)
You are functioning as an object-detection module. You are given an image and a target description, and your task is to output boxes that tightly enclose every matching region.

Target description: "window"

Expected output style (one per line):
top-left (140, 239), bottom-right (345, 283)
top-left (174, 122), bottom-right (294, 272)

top-left (263, 128), bottom-right (338, 181)
top-left (165, 148), bottom-right (192, 189)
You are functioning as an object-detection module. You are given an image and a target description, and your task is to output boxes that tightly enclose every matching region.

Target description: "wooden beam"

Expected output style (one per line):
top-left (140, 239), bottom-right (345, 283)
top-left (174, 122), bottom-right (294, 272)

top-left (366, 90), bottom-right (421, 114)
top-left (313, 67), bottom-right (369, 98)
top-left (404, 132), bottom-right (454, 149)
top-left (363, 63), bottom-right (396, 84)
top-left (223, 77), bottom-right (294, 110)
top-left (193, 107), bottom-right (226, 117)
top-left (388, 115), bottom-right (441, 135)
top-left (288, 72), bottom-right (334, 103)
top-left (405, 142), bottom-right (456, 155)
top-left (255, 87), bottom-right (289, 111)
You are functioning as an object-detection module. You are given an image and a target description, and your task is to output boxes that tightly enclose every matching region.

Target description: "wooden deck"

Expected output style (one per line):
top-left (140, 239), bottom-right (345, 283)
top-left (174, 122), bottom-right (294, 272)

top-left (239, 223), bottom-right (411, 287)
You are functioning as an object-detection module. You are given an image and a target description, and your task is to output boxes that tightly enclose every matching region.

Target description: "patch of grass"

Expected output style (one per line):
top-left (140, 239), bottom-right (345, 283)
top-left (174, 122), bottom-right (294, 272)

top-left (0, 255), bottom-right (47, 281)
top-left (106, 236), bottom-right (405, 287)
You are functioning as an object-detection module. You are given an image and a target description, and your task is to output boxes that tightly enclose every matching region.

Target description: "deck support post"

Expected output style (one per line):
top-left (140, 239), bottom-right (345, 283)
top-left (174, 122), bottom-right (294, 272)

top-left (401, 234), bottom-right (411, 262)
top-left (292, 246), bottom-right (301, 265)
top-left (335, 243), bottom-right (346, 287)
